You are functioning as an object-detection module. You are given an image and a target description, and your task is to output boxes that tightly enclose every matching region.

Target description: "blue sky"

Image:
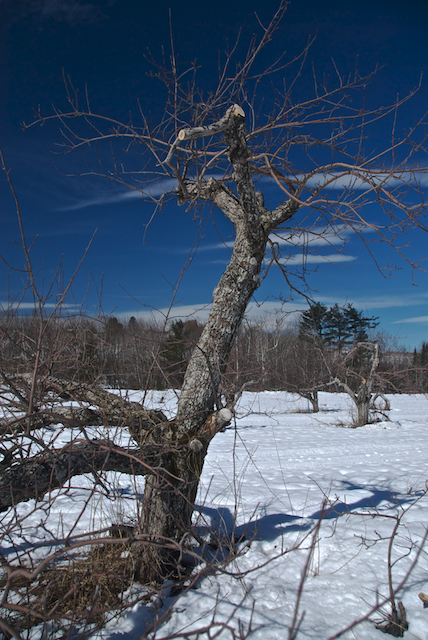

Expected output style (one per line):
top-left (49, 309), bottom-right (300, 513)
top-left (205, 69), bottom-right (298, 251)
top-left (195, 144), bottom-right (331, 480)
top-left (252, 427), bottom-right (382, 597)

top-left (1, 0), bottom-right (428, 349)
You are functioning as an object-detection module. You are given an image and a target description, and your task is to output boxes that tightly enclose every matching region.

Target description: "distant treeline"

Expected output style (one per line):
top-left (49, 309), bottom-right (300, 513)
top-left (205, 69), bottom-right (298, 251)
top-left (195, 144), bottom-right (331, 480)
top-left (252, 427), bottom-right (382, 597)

top-left (0, 307), bottom-right (424, 394)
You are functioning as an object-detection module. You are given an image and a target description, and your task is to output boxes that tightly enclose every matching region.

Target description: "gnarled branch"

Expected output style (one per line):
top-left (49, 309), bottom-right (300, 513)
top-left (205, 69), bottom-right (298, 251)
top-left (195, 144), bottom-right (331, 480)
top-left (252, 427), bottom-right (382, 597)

top-left (0, 439), bottom-right (160, 512)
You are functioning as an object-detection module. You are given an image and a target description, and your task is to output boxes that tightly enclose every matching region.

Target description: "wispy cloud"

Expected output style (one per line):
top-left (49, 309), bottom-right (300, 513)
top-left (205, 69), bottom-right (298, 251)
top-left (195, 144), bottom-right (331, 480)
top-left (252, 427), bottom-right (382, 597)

top-left (193, 227), bottom-right (357, 267)
top-left (59, 179), bottom-right (178, 211)
top-left (263, 171), bottom-right (428, 192)
top-left (270, 224), bottom-right (354, 248)
top-left (60, 190), bottom-right (142, 212)
top-left (194, 245), bottom-right (356, 266)
top-left (302, 172), bottom-right (400, 191)
top-left (277, 253), bottom-right (356, 266)
top-left (116, 304), bottom-right (213, 326)
top-left (338, 292), bottom-right (428, 311)
top-left (55, 168), bottom-right (428, 213)
top-left (197, 241), bottom-right (234, 252)
top-left (393, 315), bottom-right (428, 324)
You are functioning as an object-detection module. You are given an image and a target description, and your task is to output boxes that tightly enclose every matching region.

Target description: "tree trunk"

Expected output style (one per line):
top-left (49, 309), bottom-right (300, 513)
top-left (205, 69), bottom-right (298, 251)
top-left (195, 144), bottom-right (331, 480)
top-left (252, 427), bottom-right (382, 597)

top-left (135, 107), bottom-right (298, 582)
top-left (135, 221), bottom-right (268, 580)
top-left (355, 383), bottom-right (370, 426)
top-left (134, 409), bottom-right (233, 582)
top-left (356, 398), bottom-right (370, 426)
top-left (310, 391), bottom-right (320, 413)
top-left (297, 389), bottom-right (320, 413)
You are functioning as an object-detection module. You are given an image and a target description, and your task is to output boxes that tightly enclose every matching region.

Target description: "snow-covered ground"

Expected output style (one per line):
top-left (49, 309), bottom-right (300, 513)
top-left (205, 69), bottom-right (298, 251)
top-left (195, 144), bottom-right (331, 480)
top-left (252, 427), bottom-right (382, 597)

top-left (2, 391), bottom-right (428, 639)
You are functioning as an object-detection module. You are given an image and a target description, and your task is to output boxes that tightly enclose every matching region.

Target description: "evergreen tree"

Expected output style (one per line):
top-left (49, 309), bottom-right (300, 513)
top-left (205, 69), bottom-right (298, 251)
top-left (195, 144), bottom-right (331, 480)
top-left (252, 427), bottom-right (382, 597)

top-left (342, 304), bottom-right (379, 345)
top-left (299, 302), bottom-right (379, 351)
top-left (298, 302), bottom-right (328, 345)
top-left (324, 304), bottom-right (350, 349)
top-left (414, 341), bottom-right (428, 366)
top-left (104, 316), bottom-right (124, 342)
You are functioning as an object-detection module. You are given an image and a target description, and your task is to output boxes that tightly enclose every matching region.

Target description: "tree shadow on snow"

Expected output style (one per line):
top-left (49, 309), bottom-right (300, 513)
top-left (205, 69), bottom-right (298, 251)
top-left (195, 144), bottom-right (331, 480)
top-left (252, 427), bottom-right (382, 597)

top-left (196, 480), bottom-right (415, 544)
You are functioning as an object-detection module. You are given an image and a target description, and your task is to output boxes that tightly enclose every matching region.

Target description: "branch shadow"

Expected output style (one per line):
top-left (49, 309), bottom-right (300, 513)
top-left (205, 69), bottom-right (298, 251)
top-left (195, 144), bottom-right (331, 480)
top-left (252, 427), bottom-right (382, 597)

top-left (196, 480), bottom-right (415, 543)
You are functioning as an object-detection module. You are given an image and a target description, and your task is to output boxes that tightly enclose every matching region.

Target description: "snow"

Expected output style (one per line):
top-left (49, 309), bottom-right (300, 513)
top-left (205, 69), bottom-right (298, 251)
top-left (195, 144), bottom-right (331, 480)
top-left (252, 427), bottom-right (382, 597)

top-left (2, 391), bottom-right (428, 639)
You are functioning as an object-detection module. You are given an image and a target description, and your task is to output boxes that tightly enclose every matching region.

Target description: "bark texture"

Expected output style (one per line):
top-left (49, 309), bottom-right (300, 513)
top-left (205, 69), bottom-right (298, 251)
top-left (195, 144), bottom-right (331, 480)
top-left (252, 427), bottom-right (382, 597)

top-left (0, 374), bottom-right (168, 434)
top-left (0, 439), bottom-right (157, 512)
top-left (134, 106), bottom-right (300, 581)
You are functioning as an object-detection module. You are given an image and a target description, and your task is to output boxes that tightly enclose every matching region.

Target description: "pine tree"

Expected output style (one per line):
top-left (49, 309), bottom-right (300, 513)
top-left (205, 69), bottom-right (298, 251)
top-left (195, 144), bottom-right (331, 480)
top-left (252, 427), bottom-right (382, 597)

top-left (300, 303), bottom-right (379, 351)
top-left (298, 302), bottom-right (328, 346)
top-left (342, 304), bottom-right (379, 345)
top-left (324, 304), bottom-right (350, 349)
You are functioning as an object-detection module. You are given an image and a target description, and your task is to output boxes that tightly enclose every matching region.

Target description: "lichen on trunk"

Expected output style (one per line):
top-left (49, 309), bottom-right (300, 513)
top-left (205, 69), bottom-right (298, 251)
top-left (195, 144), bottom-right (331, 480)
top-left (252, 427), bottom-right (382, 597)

top-left (134, 105), bottom-right (299, 581)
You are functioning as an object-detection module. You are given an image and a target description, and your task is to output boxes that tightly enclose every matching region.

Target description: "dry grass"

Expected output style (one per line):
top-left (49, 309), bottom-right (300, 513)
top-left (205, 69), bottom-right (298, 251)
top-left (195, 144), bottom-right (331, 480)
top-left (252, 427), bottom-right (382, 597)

top-left (1, 530), bottom-right (145, 632)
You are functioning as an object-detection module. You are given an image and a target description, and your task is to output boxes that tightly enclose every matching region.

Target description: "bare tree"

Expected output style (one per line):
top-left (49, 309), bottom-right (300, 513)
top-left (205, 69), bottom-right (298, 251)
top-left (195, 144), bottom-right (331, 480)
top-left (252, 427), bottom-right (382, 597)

top-left (284, 334), bottom-right (326, 412)
top-left (326, 341), bottom-right (386, 426)
top-left (13, 0), bottom-right (428, 581)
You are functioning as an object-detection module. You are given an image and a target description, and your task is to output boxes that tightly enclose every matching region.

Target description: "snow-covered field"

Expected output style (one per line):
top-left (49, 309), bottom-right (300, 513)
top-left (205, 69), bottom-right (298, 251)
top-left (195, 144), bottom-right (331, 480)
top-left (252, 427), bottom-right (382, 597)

top-left (3, 391), bottom-right (428, 639)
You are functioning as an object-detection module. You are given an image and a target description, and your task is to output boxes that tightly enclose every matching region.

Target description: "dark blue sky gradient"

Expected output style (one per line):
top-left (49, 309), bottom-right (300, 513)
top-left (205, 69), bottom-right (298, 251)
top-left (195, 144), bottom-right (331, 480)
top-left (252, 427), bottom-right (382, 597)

top-left (1, 0), bottom-right (428, 347)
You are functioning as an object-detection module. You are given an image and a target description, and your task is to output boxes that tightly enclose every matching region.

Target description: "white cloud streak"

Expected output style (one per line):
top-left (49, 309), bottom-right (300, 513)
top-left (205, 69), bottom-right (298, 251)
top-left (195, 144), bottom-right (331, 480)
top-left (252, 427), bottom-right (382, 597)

top-left (270, 224), bottom-right (356, 249)
top-left (200, 224), bottom-right (372, 255)
top-left (393, 315), bottom-right (428, 324)
top-left (264, 170), bottom-right (428, 192)
top-left (60, 190), bottom-right (143, 211)
top-left (58, 167), bottom-right (428, 213)
top-left (277, 253), bottom-right (357, 265)
top-left (59, 179), bottom-right (178, 211)
top-left (335, 292), bottom-right (428, 311)
top-left (197, 241), bottom-right (235, 252)
top-left (57, 164), bottom-right (428, 212)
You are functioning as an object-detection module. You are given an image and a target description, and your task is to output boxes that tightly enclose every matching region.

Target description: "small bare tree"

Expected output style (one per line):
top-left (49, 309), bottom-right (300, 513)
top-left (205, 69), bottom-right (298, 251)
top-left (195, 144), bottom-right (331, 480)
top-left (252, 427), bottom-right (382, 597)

top-left (12, 0), bottom-right (428, 581)
top-left (327, 341), bottom-right (387, 426)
